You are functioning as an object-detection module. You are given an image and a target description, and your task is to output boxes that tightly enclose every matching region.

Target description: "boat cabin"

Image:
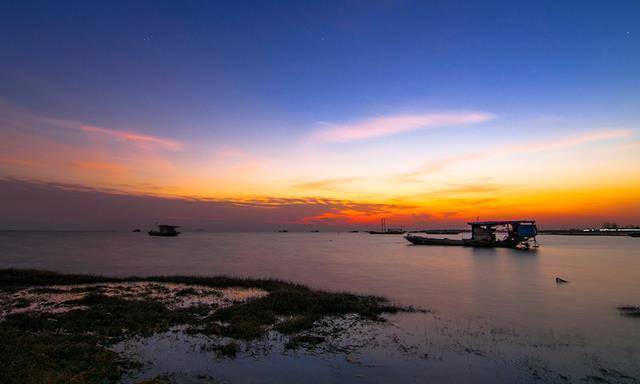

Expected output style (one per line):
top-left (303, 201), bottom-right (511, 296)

top-left (467, 220), bottom-right (538, 248)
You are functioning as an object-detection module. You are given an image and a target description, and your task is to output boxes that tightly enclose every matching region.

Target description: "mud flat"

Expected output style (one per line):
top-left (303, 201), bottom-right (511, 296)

top-left (0, 269), bottom-right (412, 383)
top-left (1, 269), bottom-right (639, 384)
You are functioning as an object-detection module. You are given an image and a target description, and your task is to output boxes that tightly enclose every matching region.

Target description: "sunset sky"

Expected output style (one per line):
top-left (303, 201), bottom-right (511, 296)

top-left (1, 1), bottom-right (639, 230)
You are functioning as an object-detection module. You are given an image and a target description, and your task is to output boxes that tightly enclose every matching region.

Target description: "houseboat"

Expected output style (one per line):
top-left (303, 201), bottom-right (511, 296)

top-left (148, 224), bottom-right (181, 237)
top-left (406, 220), bottom-right (538, 249)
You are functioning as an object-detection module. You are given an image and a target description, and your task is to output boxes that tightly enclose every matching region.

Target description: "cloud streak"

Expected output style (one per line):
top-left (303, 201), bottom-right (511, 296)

top-left (309, 111), bottom-right (495, 143)
top-left (399, 129), bottom-right (632, 180)
top-left (291, 177), bottom-right (360, 191)
top-left (77, 125), bottom-right (183, 151)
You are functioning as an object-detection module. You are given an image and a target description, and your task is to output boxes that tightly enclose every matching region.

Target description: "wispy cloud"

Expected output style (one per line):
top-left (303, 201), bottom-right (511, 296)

top-left (309, 111), bottom-right (495, 143)
top-left (291, 177), bottom-right (360, 191)
top-left (69, 161), bottom-right (130, 175)
top-left (77, 125), bottom-right (183, 150)
top-left (399, 129), bottom-right (632, 180)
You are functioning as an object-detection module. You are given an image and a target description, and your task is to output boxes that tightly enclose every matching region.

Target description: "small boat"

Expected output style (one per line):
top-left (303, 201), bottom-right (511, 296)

top-left (406, 220), bottom-right (539, 249)
top-left (132, 228), bottom-right (141, 233)
top-left (630, 232), bottom-right (640, 238)
top-left (310, 230), bottom-right (320, 233)
top-left (278, 229), bottom-right (288, 233)
top-left (148, 225), bottom-right (180, 237)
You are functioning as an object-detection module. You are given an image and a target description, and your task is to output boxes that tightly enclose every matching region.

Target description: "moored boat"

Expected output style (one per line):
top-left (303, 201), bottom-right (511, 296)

top-left (148, 225), bottom-right (180, 237)
top-left (405, 220), bottom-right (539, 249)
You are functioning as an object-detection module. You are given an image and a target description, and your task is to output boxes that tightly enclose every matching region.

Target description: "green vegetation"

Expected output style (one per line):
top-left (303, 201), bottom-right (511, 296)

top-left (0, 330), bottom-right (138, 384)
top-left (192, 286), bottom-right (401, 340)
top-left (0, 269), bottom-right (411, 383)
top-left (285, 335), bottom-right (326, 349)
top-left (208, 341), bottom-right (241, 358)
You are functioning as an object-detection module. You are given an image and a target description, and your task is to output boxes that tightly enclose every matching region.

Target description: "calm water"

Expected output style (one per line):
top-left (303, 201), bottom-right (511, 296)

top-left (1, 231), bottom-right (639, 382)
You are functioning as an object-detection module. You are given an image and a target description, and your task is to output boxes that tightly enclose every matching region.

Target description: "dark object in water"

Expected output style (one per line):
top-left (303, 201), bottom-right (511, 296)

top-left (629, 232), bottom-right (640, 237)
top-left (406, 220), bottom-right (539, 249)
top-left (310, 230), bottom-right (320, 232)
top-left (555, 277), bottom-right (569, 284)
top-left (132, 229), bottom-right (141, 232)
top-left (278, 229), bottom-right (288, 233)
top-left (349, 230), bottom-right (360, 233)
top-left (148, 225), bottom-right (180, 237)
top-left (617, 306), bottom-right (640, 317)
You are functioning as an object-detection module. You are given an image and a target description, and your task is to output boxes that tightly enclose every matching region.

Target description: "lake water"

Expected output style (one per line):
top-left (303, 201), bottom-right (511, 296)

top-left (1, 232), bottom-right (639, 382)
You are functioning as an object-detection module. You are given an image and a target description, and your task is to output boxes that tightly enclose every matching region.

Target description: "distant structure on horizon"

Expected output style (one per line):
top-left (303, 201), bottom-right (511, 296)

top-left (368, 218), bottom-right (405, 235)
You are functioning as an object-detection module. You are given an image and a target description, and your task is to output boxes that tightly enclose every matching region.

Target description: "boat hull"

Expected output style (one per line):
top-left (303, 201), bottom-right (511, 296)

top-left (405, 235), bottom-right (526, 248)
top-left (405, 235), bottom-right (464, 246)
top-left (148, 231), bottom-right (180, 237)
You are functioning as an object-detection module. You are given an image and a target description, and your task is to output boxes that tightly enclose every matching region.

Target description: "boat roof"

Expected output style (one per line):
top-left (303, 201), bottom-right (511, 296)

top-left (158, 224), bottom-right (180, 228)
top-left (467, 220), bottom-right (535, 226)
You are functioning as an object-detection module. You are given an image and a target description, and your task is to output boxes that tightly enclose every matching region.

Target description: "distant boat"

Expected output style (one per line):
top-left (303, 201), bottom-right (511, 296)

top-left (630, 232), bottom-right (640, 238)
top-left (132, 228), bottom-right (141, 232)
top-left (149, 225), bottom-right (180, 237)
top-left (406, 220), bottom-right (538, 249)
top-left (278, 229), bottom-right (288, 233)
top-left (349, 230), bottom-right (360, 233)
top-left (310, 230), bottom-right (320, 233)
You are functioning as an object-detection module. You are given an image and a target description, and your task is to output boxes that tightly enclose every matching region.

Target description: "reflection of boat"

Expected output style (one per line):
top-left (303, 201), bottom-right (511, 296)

top-left (148, 225), bottom-right (180, 237)
top-left (368, 219), bottom-right (405, 235)
top-left (406, 220), bottom-right (538, 249)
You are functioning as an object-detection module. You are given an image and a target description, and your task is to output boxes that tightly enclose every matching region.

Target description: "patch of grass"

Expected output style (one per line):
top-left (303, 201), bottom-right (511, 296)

top-left (285, 335), bottom-right (326, 349)
top-left (69, 285), bottom-right (104, 293)
top-left (176, 287), bottom-right (199, 296)
top-left (209, 341), bottom-right (241, 358)
top-left (0, 269), bottom-right (119, 291)
top-left (12, 298), bottom-right (31, 308)
top-left (0, 328), bottom-right (138, 384)
top-left (204, 287), bottom-right (404, 340)
top-left (0, 269), bottom-right (414, 383)
top-left (28, 287), bottom-right (66, 294)
top-left (275, 316), bottom-right (320, 335)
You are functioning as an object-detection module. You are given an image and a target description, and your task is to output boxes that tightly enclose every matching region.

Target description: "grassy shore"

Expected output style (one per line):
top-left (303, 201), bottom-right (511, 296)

top-left (0, 269), bottom-right (411, 384)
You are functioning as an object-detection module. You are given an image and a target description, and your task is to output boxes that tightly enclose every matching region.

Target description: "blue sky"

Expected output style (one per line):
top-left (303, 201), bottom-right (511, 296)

top-left (1, 1), bottom-right (639, 228)
top-left (2, 1), bottom-right (638, 140)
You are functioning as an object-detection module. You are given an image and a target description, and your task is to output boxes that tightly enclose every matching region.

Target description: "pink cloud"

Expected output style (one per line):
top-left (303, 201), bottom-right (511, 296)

top-left (78, 125), bottom-right (183, 150)
top-left (310, 111), bottom-right (495, 143)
